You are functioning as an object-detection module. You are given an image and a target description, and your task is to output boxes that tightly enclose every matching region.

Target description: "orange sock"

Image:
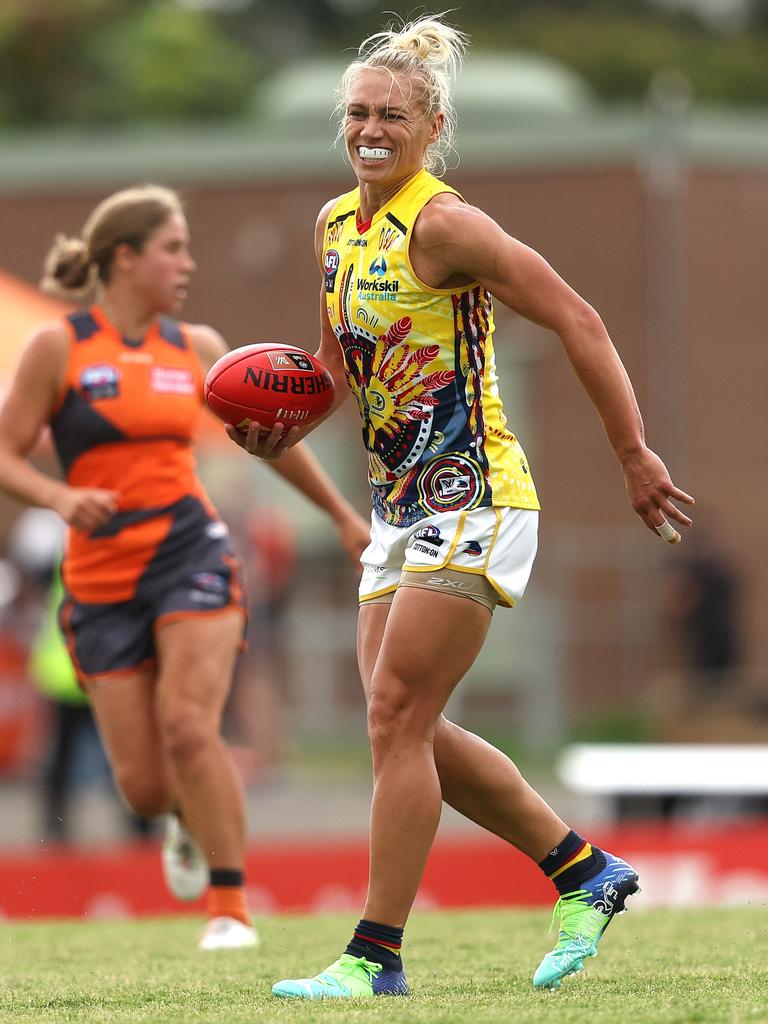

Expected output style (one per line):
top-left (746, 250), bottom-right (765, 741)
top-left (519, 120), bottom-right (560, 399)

top-left (206, 884), bottom-right (250, 926)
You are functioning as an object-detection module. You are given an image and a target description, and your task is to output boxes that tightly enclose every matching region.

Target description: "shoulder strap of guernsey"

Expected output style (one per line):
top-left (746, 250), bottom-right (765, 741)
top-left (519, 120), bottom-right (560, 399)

top-left (384, 169), bottom-right (462, 234)
top-left (326, 188), bottom-right (360, 239)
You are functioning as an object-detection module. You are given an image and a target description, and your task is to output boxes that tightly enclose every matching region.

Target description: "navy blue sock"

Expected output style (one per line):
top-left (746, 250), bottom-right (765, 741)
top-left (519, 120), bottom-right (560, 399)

top-left (538, 830), bottom-right (606, 895)
top-left (345, 919), bottom-right (403, 969)
top-left (209, 868), bottom-right (243, 888)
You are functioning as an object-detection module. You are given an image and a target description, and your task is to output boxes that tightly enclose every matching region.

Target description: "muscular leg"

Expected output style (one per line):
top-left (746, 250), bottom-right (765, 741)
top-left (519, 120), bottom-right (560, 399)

top-left (360, 587), bottom-right (491, 926)
top-left (434, 720), bottom-right (567, 860)
top-left (358, 600), bottom-right (567, 867)
top-left (87, 669), bottom-right (174, 817)
top-left (154, 610), bottom-right (245, 870)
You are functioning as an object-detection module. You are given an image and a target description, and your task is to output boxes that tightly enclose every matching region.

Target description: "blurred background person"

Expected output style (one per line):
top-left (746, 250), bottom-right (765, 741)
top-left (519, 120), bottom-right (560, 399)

top-left (0, 183), bottom-right (368, 951)
top-left (651, 521), bottom-right (762, 749)
top-left (663, 526), bottom-right (743, 698)
top-left (224, 503), bottom-right (298, 785)
top-left (12, 507), bottom-right (152, 843)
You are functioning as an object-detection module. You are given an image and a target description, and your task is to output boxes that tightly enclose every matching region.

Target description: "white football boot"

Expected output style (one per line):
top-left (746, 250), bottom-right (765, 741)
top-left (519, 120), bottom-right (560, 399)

top-left (161, 814), bottom-right (208, 902)
top-left (198, 916), bottom-right (260, 951)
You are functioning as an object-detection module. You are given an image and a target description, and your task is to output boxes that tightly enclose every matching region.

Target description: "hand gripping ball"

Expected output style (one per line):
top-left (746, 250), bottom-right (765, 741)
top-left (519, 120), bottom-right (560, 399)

top-left (205, 343), bottom-right (335, 430)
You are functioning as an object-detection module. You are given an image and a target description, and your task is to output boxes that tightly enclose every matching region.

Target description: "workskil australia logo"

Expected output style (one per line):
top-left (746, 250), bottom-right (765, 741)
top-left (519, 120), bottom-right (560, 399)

top-left (358, 255), bottom-right (398, 301)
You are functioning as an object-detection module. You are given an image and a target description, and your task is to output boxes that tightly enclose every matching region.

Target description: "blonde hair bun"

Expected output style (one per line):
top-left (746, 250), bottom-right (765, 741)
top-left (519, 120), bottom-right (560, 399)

top-left (365, 16), bottom-right (466, 78)
top-left (41, 235), bottom-right (94, 298)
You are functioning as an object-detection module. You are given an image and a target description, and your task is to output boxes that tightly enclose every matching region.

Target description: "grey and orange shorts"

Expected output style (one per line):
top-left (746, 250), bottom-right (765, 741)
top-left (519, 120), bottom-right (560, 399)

top-left (59, 496), bottom-right (247, 683)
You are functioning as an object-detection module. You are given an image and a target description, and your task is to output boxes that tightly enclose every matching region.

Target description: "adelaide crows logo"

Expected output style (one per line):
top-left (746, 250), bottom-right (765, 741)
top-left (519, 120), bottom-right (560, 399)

top-left (417, 455), bottom-right (485, 515)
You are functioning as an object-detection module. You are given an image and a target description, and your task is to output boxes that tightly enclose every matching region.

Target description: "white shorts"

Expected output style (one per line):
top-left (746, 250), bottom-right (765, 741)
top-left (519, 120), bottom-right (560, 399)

top-left (359, 506), bottom-right (539, 610)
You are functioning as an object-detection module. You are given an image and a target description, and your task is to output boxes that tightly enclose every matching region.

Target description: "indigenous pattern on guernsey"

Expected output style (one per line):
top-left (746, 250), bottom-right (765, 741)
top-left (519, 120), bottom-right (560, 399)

top-left (323, 168), bottom-right (540, 527)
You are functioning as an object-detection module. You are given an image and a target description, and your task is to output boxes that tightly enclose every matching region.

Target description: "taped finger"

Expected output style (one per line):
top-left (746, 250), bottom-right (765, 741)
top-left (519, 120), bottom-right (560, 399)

top-left (655, 518), bottom-right (681, 544)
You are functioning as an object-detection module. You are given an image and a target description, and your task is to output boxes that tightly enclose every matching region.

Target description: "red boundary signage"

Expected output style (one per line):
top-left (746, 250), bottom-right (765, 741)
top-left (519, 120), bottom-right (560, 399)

top-left (1, 824), bottom-right (767, 919)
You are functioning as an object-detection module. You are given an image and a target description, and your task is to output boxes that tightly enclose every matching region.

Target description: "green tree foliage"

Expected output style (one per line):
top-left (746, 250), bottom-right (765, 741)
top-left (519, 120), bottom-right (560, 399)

top-left (83, 4), bottom-right (258, 121)
top-left (0, 0), bottom-right (260, 127)
top-left (472, 11), bottom-right (768, 105)
top-left (749, 0), bottom-right (768, 32)
top-left (283, 0), bottom-right (768, 107)
top-left (1, 0), bottom-right (767, 128)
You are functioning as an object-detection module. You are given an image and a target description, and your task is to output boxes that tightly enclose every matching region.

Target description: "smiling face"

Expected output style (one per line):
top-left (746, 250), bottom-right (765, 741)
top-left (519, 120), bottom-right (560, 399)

top-left (343, 67), bottom-right (443, 189)
top-left (116, 211), bottom-right (196, 315)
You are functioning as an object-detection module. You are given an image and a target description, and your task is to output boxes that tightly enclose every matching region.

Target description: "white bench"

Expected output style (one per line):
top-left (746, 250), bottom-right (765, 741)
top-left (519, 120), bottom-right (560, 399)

top-left (557, 744), bottom-right (768, 817)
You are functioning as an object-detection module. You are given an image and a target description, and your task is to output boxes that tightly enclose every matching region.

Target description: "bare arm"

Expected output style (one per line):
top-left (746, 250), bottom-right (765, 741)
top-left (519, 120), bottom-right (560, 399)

top-left (188, 322), bottom-right (229, 376)
top-left (267, 444), bottom-right (369, 565)
top-left (0, 325), bottom-right (118, 530)
top-left (413, 199), bottom-right (694, 538)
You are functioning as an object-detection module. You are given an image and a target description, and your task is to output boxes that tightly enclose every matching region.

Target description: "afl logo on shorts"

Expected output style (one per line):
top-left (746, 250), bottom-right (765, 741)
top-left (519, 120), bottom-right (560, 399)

top-left (324, 249), bottom-right (340, 293)
top-left (414, 525), bottom-right (444, 547)
top-left (417, 455), bottom-right (486, 515)
top-left (189, 571), bottom-right (228, 607)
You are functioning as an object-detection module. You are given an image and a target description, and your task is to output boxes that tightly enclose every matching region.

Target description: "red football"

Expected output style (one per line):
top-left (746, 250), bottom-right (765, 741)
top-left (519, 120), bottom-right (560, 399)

top-left (204, 343), bottom-right (335, 430)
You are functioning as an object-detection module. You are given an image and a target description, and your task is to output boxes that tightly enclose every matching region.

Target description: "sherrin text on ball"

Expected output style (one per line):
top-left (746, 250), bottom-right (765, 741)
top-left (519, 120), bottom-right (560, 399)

top-left (205, 343), bottom-right (335, 430)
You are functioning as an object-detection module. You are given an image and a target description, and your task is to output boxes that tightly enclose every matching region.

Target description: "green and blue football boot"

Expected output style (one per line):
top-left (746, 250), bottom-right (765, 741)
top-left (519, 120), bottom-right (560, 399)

top-left (272, 953), bottom-right (409, 999)
top-left (533, 851), bottom-right (640, 989)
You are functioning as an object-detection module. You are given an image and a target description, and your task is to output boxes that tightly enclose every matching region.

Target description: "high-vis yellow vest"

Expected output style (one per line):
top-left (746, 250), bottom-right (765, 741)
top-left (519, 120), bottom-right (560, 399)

top-left (323, 168), bottom-right (540, 527)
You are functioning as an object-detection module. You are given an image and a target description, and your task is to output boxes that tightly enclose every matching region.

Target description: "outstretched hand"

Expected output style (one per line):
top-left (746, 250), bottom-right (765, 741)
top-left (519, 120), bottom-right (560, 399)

top-left (621, 446), bottom-right (694, 543)
top-left (225, 421), bottom-right (301, 462)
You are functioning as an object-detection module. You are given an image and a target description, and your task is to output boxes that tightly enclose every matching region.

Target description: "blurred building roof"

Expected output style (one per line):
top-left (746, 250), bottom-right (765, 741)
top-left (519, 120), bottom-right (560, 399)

top-left (259, 53), bottom-right (595, 127)
top-left (0, 53), bottom-right (767, 193)
top-left (457, 53), bottom-right (595, 117)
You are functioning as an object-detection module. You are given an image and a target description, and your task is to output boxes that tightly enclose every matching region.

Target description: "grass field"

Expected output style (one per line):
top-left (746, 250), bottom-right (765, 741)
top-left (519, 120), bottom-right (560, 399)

top-left (1, 908), bottom-right (766, 1023)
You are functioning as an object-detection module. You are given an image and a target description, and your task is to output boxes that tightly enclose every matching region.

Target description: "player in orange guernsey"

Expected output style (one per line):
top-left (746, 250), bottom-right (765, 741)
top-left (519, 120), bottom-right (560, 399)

top-left (0, 184), bottom-right (370, 950)
top-left (230, 16), bottom-right (696, 996)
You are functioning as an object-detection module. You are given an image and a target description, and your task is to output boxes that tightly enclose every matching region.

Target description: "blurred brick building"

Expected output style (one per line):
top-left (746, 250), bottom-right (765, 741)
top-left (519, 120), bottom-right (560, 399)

top-left (0, 57), bottom-right (764, 740)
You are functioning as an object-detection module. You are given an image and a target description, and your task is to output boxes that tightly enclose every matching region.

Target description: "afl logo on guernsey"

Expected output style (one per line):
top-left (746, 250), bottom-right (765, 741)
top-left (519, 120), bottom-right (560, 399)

top-left (417, 455), bottom-right (486, 515)
top-left (324, 249), bottom-right (340, 293)
top-left (80, 364), bottom-right (120, 401)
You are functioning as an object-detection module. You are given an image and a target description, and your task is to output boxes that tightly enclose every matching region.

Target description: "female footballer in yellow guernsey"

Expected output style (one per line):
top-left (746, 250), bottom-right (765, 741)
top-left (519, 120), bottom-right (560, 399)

top-left (229, 14), bottom-right (695, 995)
